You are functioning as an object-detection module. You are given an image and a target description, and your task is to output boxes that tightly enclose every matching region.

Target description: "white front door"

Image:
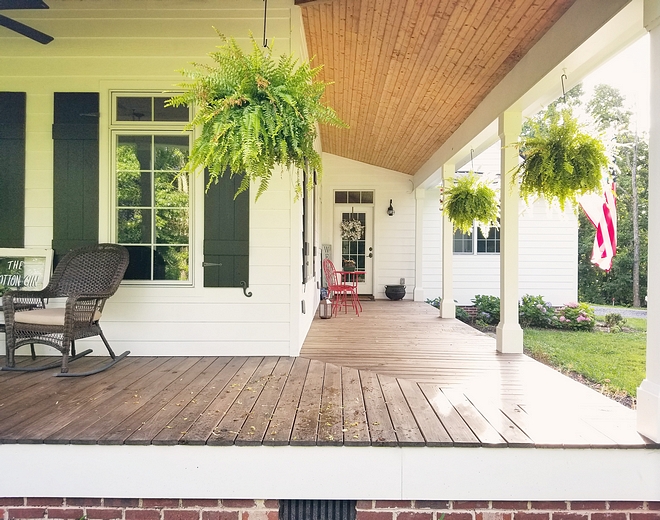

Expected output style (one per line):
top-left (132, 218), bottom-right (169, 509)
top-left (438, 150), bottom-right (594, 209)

top-left (333, 205), bottom-right (374, 295)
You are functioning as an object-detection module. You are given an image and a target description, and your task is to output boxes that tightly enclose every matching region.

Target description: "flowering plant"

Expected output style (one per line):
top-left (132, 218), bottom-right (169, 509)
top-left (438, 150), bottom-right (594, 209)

top-left (556, 302), bottom-right (595, 331)
top-left (341, 219), bottom-right (364, 241)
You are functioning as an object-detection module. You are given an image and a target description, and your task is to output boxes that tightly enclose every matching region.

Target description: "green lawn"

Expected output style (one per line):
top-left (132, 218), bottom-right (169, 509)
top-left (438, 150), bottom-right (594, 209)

top-left (523, 319), bottom-right (646, 397)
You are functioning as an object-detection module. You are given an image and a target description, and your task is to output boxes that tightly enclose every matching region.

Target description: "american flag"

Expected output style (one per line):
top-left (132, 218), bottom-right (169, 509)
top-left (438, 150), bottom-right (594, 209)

top-left (579, 182), bottom-right (617, 271)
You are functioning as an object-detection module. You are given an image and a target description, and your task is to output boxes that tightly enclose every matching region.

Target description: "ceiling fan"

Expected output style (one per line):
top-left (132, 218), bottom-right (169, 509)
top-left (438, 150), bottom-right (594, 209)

top-left (0, 0), bottom-right (53, 45)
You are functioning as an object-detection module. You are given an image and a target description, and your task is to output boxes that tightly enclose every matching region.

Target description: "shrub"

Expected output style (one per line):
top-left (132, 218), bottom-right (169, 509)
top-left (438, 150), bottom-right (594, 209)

top-left (604, 312), bottom-right (626, 333)
top-left (519, 294), bottom-right (555, 328)
top-left (455, 306), bottom-right (471, 324)
top-left (425, 297), bottom-right (441, 309)
top-left (556, 302), bottom-right (596, 331)
top-left (472, 294), bottom-right (500, 325)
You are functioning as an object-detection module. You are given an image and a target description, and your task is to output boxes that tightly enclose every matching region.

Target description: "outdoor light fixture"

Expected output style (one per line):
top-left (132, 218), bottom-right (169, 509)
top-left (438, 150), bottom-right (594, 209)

top-left (387, 199), bottom-right (395, 216)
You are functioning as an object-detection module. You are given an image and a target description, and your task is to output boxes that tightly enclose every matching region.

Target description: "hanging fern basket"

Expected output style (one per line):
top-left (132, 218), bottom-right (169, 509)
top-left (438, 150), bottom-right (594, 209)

top-left (442, 172), bottom-right (499, 234)
top-left (513, 109), bottom-right (608, 210)
top-left (168, 34), bottom-right (347, 199)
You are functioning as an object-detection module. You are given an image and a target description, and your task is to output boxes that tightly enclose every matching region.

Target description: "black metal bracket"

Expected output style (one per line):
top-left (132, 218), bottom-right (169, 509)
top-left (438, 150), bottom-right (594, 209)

top-left (240, 281), bottom-right (253, 298)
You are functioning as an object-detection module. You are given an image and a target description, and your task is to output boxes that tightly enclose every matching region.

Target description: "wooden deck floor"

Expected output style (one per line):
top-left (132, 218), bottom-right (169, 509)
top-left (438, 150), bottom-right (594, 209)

top-left (0, 301), bottom-right (655, 448)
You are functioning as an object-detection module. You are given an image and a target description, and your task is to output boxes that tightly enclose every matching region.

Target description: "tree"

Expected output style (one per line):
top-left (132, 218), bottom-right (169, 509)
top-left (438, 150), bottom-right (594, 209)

top-left (579, 84), bottom-right (648, 306)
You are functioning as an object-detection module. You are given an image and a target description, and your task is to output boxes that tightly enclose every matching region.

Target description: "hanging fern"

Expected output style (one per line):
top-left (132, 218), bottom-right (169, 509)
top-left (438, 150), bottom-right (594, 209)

top-left (513, 109), bottom-right (608, 210)
top-left (442, 172), bottom-right (499, 234)
top-left (168, 34), bottom-right (347, 199)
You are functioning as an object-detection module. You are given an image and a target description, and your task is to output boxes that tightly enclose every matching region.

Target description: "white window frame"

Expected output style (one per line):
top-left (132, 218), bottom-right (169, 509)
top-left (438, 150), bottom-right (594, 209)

top-left (109, 91), bottom-right (194, 286)
top-left (453, 223), bottom-right (500, 255)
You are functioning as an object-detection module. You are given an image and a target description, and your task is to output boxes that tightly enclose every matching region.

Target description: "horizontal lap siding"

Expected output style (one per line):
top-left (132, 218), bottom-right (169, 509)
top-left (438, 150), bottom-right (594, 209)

top-left (321, 153), bottom-right (416, 299)
top-left (0, 0), bottom-right (299, 357)
top-left (422, 192), bottom-right (577, 305)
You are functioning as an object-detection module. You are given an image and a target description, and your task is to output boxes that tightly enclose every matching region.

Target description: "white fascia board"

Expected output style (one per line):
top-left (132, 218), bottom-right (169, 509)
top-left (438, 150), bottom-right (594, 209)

top-left (414, 0), bottom-right (643, 189)
top-left (1, 444), bottom-right (659, 500)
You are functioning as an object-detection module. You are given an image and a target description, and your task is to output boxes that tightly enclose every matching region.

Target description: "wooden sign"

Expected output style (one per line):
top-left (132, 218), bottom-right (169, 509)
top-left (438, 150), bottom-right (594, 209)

top-left (0, 248), bottom-right (53, 296)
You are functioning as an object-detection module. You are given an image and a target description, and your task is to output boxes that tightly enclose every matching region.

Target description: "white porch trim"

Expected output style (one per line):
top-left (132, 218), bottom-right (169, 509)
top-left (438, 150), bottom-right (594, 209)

top-left (414, 188), bottom-right (425, 302)
top-left (637, 0), bottom-right (660, 442)
top-left (440, 164), bottom-right (456, 319)
top-left (496, 111), bottom-right (523, 354)
top-left (0, 444), bottom-right (658, 500)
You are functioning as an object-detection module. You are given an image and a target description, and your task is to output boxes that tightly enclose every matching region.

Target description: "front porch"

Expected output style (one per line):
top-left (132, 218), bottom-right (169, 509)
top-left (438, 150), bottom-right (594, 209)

top-left (0, 301), bottom-right (653, 449)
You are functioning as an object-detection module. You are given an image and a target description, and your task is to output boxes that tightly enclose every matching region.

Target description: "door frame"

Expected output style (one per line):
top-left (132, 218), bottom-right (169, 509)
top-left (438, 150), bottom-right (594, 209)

top-left (332, 204), bottom-right (374, 295)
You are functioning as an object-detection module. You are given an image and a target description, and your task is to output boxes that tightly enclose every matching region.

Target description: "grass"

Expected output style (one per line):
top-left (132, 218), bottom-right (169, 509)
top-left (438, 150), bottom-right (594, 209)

top-left (523, 318), bottom-right (646, 397)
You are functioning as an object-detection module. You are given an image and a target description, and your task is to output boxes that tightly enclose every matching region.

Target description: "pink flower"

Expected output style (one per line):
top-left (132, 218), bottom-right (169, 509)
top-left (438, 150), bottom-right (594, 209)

top-left (567, 302), bottom-right (579, 308)
top-left (559, 316), bottom-right (566, 322)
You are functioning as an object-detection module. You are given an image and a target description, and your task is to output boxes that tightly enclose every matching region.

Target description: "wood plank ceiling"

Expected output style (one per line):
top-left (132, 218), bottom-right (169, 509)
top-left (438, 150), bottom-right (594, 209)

top-left (296, 0), bottom-right (577, 175)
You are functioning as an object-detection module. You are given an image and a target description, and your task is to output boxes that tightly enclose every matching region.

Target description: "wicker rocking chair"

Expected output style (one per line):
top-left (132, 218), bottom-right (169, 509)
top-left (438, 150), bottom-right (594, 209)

top-left (2, 243), bottom-right (130, 377)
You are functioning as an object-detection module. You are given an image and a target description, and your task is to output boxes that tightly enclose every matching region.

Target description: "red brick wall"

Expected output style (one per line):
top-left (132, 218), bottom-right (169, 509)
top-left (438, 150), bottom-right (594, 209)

top-left (0, 499), bottom-right (279, 520)
top-left (1, 499), bottom-right (659, 520)
top-left (355, 501), bottom-right (660, 520)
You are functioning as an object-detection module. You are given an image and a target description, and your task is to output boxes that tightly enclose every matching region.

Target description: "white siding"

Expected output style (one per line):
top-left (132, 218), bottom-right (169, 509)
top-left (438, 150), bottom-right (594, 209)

top-left (0, 0), bottom-right (317, 357)
top-left (321, 153), bottom-right (416, 300)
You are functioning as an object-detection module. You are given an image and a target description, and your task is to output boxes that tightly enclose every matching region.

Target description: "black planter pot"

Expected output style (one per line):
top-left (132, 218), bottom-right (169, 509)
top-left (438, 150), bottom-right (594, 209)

top-left (385, 285), bottom-right (406, 301)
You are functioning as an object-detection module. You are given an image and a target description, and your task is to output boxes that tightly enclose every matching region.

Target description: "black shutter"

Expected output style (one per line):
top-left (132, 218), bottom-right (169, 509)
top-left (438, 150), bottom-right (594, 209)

top-left (0, 92), bottom-right (26, 248)
top-left (52, 92), bottom-right (99, 264)
top-left (203, 171), bottom-right (249, 288)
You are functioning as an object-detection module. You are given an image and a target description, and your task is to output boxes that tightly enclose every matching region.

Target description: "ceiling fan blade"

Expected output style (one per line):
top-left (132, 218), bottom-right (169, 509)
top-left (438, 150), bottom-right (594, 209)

top-left (0, 14), bottom-right (53, 44)
top-left (0, 0), bottom-right (49, 9)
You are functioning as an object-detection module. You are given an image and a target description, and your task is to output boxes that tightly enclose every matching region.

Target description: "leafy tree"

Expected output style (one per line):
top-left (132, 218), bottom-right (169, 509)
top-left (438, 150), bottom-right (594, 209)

top-left (579, 84), bottom-right (648, 306)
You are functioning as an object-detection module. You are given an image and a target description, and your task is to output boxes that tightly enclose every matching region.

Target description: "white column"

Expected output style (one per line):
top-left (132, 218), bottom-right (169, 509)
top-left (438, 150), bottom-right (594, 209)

top-left (440, 164), bottom-right (456, 318)
top-left (638, 1), bottom-right (660, 442)
top-left (414, 188), bottom-right (425, 302)
top-left (496, 111), bottom-right (523, 353)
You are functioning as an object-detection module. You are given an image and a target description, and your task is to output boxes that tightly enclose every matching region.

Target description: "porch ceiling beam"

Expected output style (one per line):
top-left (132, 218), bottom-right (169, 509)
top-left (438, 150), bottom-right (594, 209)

top-left (413, 0), bottom-right (643, 188)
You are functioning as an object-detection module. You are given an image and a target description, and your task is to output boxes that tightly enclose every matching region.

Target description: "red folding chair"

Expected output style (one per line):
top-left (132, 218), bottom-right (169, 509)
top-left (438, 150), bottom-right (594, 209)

top-left (322, 259), bottom-right (361, 316)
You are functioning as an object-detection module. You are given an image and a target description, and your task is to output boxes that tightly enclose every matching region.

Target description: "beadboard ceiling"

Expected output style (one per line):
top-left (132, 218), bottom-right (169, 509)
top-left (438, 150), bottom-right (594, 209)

top-left (296, 0), bottom-right (577, 175)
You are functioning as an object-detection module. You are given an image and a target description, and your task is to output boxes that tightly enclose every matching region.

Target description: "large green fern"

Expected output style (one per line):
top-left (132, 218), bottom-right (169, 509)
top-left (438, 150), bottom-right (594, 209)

top-left (169, 34), bottom-right (347, 199)
top-left (443, 172), bottom-right (499, 234)
top-left (513, 109), bottom-right (608, 210)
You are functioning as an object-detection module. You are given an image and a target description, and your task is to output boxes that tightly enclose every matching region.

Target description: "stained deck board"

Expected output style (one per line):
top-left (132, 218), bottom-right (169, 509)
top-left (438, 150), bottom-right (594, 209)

top-left (69, 357), bottom-right (197, 444)
top-left (0, 301), bottom-right (654, 449)
top-left (264, 357), bottom-right (310, 446)
top-left (397, 378), bottom-right (453, 446)
top-left (378, 375), bottom-right (425, 446)
top-left (0, 357), bottom-right (155, 443)
top-left (290, 359), bottom-right (326, 445)
top-left (419, 384), bottom-right (481, 446)
top-left (208, 357), bottom-right (279, 446)
top-left (102, 357), bottom-right (219, 445)
top-left (360, 370), bottom-right (397, 446)
top-left (340, 366), bottom-right (370, 446)
top-left (151, 356), bottom-right (248, 446)
top-left (181, 356), bottom-right (263, 445)
top-left (235, 357), bottom-right (294, 446)
top-left (126, 357), bottom-right (231, 445)
top-left (317, 362), bottom-right (344, 446)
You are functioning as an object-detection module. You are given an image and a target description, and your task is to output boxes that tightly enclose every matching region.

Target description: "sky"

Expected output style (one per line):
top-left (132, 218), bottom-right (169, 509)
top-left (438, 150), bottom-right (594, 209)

top-left (581, 34), bottom-right (650, 133)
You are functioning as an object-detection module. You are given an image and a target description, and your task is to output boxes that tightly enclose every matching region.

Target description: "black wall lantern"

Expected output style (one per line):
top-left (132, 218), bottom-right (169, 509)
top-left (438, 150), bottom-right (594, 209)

top-left (387, 199), bottom-right (395, 216)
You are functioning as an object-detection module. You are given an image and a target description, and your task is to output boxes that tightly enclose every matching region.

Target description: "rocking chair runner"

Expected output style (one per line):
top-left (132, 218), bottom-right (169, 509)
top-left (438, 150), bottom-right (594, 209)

top-left (2, 243), bottom-right (130, 376)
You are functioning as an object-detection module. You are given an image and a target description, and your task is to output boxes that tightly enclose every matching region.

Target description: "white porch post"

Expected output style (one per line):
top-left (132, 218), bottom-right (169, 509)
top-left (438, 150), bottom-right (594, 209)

top-left (496, 111), bottom-right (523, 353)
top-left (638, 1), bottom-right (660, 442)
top-left (414, 188), bottom-right (425, 302)
top-left (440, 163), bottom-right (456, 318)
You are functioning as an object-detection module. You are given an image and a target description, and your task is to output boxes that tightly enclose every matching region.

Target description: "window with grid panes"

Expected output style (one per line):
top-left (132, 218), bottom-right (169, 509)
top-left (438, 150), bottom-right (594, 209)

top-left (112, 94), bottom-right (192, 281)
top-left (453, 221), bottom-right (500, 254)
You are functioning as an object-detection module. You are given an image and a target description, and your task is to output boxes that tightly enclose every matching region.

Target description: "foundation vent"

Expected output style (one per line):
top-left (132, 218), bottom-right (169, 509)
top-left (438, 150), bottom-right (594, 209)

top-left (279, 501), bottom-right (356, 520)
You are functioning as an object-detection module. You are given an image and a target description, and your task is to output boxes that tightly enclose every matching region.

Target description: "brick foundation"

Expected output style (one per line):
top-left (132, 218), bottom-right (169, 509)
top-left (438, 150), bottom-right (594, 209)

top-left (0, 500), bottom-right (658, 520)
top-left (355, 501), bottom-right (660, 520)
